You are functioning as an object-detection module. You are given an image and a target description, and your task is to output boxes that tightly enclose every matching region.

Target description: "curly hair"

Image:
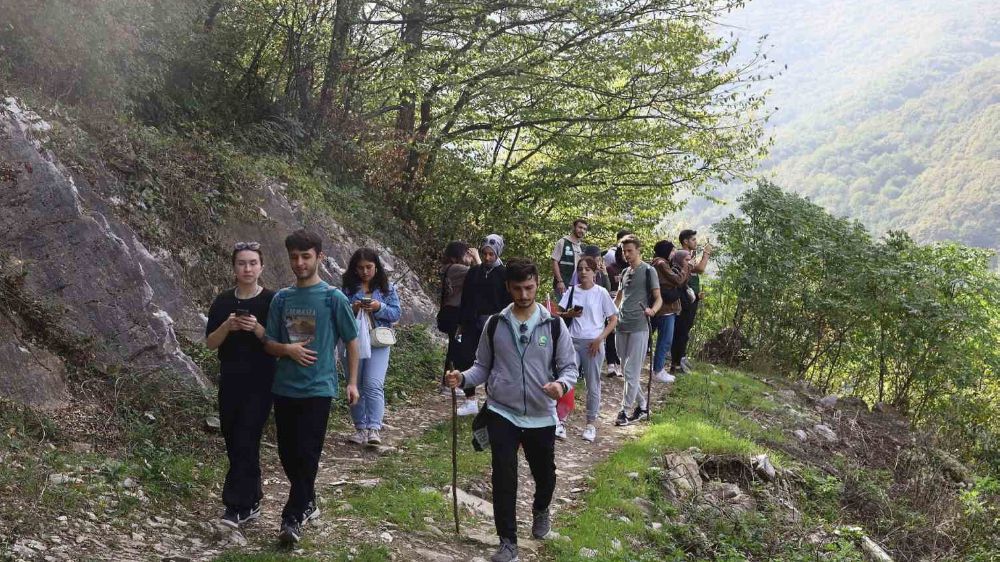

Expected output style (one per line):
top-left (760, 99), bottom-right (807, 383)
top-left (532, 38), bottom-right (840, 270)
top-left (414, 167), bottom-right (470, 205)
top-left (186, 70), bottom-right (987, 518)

top-left (342, 247), bottom-right (389, 294)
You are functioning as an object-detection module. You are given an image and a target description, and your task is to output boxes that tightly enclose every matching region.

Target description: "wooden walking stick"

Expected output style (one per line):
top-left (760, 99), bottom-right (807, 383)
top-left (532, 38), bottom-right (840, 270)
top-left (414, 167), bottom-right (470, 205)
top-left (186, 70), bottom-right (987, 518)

top-left (447, 360), bottom-right (460, 534)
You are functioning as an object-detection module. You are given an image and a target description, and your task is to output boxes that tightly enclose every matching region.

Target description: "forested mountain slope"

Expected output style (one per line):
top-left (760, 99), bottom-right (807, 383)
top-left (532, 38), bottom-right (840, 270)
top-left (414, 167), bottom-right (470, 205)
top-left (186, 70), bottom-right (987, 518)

top-left (676, 0), bottom-right (998, 254)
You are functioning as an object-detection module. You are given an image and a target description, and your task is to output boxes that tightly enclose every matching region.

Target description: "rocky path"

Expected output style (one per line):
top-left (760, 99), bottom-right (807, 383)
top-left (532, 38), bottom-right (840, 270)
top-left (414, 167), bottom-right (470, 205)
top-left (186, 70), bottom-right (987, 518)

top-left (9, 367), bottom-right (669, 561)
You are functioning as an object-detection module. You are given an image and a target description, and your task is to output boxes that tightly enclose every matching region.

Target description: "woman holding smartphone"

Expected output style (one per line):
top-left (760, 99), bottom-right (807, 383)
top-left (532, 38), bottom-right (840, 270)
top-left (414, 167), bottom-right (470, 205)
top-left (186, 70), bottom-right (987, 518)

top-left (342, 248), bottom-right (401, 446)
top-left (205, 241), bottom-right (276, 529)
top-left (557, 256), bottom-right (619, 443)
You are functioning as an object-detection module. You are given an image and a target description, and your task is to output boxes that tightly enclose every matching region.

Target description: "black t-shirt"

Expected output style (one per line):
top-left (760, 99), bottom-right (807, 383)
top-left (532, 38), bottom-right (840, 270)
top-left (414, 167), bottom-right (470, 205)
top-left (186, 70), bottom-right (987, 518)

top-left (206, 288), bottom-right (277, 382)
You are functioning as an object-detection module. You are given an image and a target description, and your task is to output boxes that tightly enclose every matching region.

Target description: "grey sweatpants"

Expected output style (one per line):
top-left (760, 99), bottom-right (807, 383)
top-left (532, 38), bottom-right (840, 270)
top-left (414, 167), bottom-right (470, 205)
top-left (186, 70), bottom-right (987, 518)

top-left (572, 337), bottom-right (604, 423)
top-left (616, 329), bottom-right (649, 411)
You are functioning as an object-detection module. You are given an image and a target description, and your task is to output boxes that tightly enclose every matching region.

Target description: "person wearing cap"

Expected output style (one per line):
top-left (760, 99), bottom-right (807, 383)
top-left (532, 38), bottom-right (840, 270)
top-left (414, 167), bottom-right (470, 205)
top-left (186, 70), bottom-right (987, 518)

top-left (457, 234), bottom-right (513, 415)
top-left (671, 229), bottom-right (712, 374)
top-left (551, 219), bottom-right (589, 299)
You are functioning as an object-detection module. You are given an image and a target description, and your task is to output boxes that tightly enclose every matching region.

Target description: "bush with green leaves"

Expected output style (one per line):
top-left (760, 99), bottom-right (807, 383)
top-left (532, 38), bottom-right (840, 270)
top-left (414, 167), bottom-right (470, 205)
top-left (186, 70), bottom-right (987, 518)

top-left (711, 182), bottom-right (1000, 471)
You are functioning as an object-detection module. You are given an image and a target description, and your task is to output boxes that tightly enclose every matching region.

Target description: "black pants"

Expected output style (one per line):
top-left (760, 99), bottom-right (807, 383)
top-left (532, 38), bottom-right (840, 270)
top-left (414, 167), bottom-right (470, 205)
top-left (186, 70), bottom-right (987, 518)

top-left (446, 328), bottom-right (475, 398)
top-left (273, 395), bottom-right (332, 521)
top-left (219, 373), bottom-right (273, 511)
top-left (671, 298), bottom-right (699, 367)
top-left (605, 325), bottom-right (620, 365)
top-left (488, 411), bottom-right (556, 543)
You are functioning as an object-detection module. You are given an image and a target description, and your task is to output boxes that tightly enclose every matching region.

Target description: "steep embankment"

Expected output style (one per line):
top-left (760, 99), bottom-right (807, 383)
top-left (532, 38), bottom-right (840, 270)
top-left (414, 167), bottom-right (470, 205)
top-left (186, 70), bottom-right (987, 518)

top-left (0, 97), bottom-right (435, 409)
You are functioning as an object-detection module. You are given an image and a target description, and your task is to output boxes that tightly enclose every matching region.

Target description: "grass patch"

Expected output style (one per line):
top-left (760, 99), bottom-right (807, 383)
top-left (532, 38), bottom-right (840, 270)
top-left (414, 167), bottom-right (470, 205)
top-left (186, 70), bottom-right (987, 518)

top-left (333, 417), bottom-right (491, 531)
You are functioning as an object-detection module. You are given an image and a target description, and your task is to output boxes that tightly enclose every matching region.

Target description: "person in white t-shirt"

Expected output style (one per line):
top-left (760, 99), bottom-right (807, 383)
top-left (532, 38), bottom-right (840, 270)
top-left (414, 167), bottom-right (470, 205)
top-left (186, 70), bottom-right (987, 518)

top-left (557, 256), bottom-right (619, 443)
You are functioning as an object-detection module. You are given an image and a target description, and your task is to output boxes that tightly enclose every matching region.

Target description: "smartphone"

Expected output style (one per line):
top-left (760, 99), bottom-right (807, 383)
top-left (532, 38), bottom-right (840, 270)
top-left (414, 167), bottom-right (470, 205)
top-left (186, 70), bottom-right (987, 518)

top-left (573, 305), bottom-right (584, 312)
top-left (235, 308), bottom-right (250, 317)
top-left (361, 297), bottom-right (373, 306)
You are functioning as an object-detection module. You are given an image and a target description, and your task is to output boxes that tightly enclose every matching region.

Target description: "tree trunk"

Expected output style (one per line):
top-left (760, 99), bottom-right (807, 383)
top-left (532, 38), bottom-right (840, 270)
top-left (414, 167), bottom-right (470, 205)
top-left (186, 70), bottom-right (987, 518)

top-left (317, 0), bottom-right (361, 128)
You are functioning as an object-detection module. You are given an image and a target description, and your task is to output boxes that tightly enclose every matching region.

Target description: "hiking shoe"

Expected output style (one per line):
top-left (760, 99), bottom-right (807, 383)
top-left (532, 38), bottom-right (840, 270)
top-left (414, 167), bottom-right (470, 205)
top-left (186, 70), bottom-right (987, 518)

top-left (629, 406), bottom-right (649, 423)
top-left (219, 506), bottom-right (240, 529)
top-left (653, 370), bottom-right (676, 384)
top-left (491, 537), bottom-right (519, 562)
top-left (301, 500), bottom-right (321, 524)
top-left (614, 409), bottom-right (630, 426)
top-left (440, 385), bottom-right (462, 397)
top-left (532, 508), bottom-right (552, 539)
top-left (606, 363), bottom-right (622, 378)
top-left (681, 356), bottom-right (692, 371)
top-left (457, 399), bottom-right (479, 417)
top-left (278, 517), bottom-right (301, 544)
top-left (582, 424), bottom-right (597, 442)
top-left (366, 429), bottom-right (382, 446)
top-left (348, 428), bottom-right (367, 445)
top-left (554, 423), bottom-right (567, 441)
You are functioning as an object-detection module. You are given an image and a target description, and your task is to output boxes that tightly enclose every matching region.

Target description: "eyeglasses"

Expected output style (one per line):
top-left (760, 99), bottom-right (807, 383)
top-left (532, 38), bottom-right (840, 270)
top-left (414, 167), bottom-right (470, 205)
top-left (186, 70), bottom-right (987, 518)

top-left (519, 323), bottom-right (529, 345)
top-left (234, 241), bottom-right (261, 251)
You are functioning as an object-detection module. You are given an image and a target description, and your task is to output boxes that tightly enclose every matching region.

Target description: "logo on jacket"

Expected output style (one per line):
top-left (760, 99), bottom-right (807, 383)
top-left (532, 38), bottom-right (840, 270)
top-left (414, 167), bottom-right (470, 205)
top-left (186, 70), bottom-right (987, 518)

top-left (538, 335), bottom-right (549, 347)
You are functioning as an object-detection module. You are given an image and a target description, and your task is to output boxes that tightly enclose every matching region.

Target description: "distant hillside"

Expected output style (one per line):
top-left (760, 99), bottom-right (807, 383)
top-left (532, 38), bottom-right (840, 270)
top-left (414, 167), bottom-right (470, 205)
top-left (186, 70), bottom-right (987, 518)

top-left (670, 0), bottom-right (999, 254)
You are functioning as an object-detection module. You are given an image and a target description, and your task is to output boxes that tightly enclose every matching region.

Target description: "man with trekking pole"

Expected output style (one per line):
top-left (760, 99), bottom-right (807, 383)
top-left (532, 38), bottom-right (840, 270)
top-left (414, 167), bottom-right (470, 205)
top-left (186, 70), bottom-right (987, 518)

top-left (445, 258), bottom-right (579, 562)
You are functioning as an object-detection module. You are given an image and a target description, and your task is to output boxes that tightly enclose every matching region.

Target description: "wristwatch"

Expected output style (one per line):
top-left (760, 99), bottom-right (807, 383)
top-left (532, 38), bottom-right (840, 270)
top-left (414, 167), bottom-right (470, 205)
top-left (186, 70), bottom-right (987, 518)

top-left (559, 381), bottom-right (569, 395)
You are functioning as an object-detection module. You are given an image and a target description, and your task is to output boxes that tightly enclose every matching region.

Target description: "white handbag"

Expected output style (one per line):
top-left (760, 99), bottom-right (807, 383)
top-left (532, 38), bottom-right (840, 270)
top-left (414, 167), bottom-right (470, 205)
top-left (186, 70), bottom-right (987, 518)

top-left (368, 310), bottom-right (396, 348)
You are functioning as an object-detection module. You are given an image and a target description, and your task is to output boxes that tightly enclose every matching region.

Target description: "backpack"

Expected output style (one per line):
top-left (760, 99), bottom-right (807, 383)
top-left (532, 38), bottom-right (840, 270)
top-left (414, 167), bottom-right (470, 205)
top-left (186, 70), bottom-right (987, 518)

top-left (435, 265), bottom-right (460, 333)
top-left (471, 313), bottom-right (564, 452)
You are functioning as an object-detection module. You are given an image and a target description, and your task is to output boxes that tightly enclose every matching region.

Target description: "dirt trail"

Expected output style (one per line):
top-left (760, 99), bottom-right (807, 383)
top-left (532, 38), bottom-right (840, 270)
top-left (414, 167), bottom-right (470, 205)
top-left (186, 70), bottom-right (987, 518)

top-left (10, 366), bottom-right (670, 561)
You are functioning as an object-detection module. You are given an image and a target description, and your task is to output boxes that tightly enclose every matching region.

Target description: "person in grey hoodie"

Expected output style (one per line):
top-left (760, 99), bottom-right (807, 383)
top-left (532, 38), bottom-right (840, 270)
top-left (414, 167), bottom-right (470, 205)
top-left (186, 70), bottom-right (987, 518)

top-left (445, 258), bottom-right (579, 562)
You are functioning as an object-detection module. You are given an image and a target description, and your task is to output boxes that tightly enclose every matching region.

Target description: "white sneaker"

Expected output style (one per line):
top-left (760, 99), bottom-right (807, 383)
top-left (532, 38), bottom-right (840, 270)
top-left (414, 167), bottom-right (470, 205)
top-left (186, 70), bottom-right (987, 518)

top-left (554, 423), bottom-right (567, 440)
top-left (348, 429), bottom-right (367, 445)
top-left (457, 399), bottom-right (479, 416)
top-left (440, 385), bottom-right (462, 397)
top-left (653, 370), bottom-right (676, 383)
top-left (582, 424), bottom-right (597, 442)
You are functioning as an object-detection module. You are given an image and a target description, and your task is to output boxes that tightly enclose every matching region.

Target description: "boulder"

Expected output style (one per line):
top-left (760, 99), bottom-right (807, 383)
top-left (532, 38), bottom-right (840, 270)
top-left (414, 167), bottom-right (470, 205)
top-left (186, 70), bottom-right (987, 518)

top-left (751, 454), bottom-right (776, 482)
top-left (702, 481), bottom-right (755, 514)
top-left (660, 453), bottom-right (702, 501)
top-left (813, 424), bottom-right (838, 442)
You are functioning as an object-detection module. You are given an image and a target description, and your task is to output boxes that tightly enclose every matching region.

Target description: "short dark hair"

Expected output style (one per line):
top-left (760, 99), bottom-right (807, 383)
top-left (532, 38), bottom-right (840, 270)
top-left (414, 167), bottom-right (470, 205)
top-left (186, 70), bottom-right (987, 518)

top-left (573, 218), bottom-right (589, 228)
top-left (615, 228), bottom-right (632, 242)
top-left (653, 240), bottom-right (674, 260)
top-left (619, 234), bottom-right (641, 249)
top-left (577, 256), bottom-right (598, 272)
top-left (443, 241), bottom-right (469, 263)
top-left (505, 258), bottom-right (539, 283)
top-left (285, 229), bottom-right (323, 254)
top-left (679, 229), bottom-right (697, 245)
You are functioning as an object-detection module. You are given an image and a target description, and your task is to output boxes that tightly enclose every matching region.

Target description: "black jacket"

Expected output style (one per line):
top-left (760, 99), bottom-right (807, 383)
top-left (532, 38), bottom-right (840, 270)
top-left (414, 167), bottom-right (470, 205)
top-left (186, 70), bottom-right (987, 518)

top-left (459, 263), bottom-right (512, 327)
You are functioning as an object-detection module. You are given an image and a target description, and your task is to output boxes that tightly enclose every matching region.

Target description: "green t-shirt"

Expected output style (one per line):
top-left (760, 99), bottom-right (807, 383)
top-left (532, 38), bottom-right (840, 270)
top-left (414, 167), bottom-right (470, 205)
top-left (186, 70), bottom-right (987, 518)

top-left (265, 281), bottom-right (359, 398)
top-left (688, 272), bottom-right (701, 295)
top-left (618, 261), bottom-right (655, 332)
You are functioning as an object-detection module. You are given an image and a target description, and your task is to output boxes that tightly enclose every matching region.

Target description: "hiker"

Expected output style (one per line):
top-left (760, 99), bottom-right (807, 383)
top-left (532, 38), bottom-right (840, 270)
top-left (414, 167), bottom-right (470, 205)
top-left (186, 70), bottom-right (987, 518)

top-left (567, 244), bottom-right (611, 291)
top-left (263, 230), bottom-right (360, 545)
top-left (613, 235), bottom-right (662, 426)
top-left (603, 229), bottom-right (631, 378)
top-left (557, 256), bottom-right (618, 443)
top-left (457, 234), bottom-right (512, 414)
top-left (551, 218), bottom-right (589, 299)
top-left (205, 242), bottom-right (276, 529)
top-left (436, 241), bottom-right (481, 410)
top-left (444, 258), bottom-right (579, 562)
top-left (650, 241), bottom-right (689, 383)
top-left (341, 247), bottom-right (401, 446)
top-left (671, 229), bottom-right (712, 374)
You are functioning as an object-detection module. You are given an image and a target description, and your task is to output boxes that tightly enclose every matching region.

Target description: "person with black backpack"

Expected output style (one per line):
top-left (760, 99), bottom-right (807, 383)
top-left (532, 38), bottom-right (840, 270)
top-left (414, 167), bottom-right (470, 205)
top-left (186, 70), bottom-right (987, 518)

top-left (436, 241), bottom-right (481, 413)
top-left (650, 241), bottom-right (689, 384)
top-left (613, 235), bottom-right (662, 426)
top-left (444, 259), bottom-right (579, 562)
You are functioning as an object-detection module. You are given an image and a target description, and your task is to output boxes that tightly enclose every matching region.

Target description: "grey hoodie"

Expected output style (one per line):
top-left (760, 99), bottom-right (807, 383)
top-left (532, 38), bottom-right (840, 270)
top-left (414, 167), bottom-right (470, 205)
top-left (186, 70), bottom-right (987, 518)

top-left (462, 303), bottom-right (579, 417)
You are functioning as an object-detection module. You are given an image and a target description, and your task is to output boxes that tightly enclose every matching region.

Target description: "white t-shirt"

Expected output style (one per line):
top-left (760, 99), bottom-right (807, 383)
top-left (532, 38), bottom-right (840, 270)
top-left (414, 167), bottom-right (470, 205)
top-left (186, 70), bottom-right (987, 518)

top-left (558, 285), bottom-right (618, 340)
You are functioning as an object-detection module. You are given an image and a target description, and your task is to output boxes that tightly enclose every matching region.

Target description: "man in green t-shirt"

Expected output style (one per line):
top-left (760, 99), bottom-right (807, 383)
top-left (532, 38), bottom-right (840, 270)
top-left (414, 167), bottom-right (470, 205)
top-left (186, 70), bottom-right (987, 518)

top-left (613, 235), bottom-right (662, 426)
top-left (551, 218), bottom-right (589, 298)
top-left (671, 229), bottom-right (712, 374)
top-left (264, 230), bottom-right (360, 545)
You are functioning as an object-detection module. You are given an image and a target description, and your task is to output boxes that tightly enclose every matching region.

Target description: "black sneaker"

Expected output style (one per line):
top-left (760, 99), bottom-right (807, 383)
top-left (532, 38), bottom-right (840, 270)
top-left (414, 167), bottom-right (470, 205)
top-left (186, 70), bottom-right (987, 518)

top-left (240, 501), bottom-right (261, 524)
top-left (628, 406), bottom-right (649, 423)
top-left (278, 516), bottom-right (302, 544)
top-left (301, 500), bottom-right (321, 524)
top-left (219, 506), bottom-right (239, 529)
top-left (614, 409), bottom-right (630, 426)
top-left (531, 508), bottom-right (551, 539)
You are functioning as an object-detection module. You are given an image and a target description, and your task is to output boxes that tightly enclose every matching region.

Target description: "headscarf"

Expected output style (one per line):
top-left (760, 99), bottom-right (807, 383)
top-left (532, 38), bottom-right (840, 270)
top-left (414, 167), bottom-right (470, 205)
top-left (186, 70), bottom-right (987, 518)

top-left (481, 234), bottom-right (505, 269)
top-left (671, 249), bottom-right (690, 270)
